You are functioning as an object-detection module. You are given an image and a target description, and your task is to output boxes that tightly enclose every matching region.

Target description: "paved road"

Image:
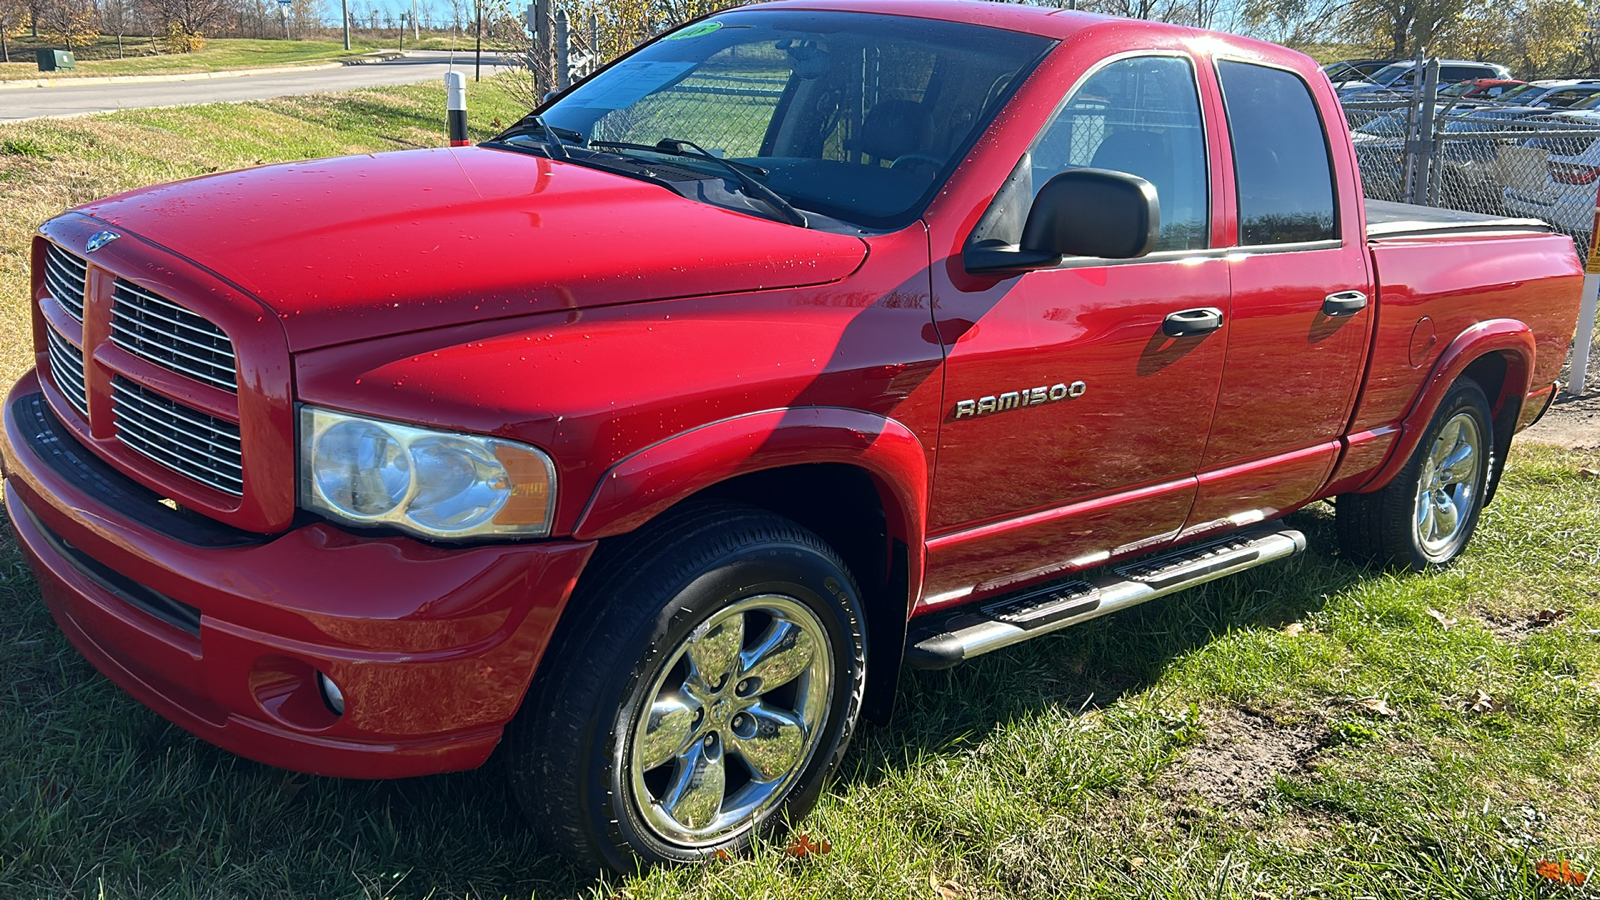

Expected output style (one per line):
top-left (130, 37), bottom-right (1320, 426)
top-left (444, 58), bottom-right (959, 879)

top-left (0, 51), bottom-right (519, 123)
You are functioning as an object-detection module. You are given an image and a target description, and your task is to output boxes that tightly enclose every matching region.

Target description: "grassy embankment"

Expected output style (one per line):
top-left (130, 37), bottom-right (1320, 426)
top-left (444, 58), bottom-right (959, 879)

top-left (0, 37), bottom-right (405, 81)
top-left (1, 80), bottom-right (1599, 899)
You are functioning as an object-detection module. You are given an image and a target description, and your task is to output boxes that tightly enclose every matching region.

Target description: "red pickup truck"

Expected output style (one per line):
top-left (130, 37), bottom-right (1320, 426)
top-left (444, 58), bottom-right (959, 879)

top-left (1, 0), bottom-right (1583, 871)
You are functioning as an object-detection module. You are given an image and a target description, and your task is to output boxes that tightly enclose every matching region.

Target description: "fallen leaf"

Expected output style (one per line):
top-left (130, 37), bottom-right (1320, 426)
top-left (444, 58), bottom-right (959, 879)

top-left (1425, 608), bottom-right (1458, 629)
top-left (1124, 856), bottom-right (1147, 873)
top-left (1463, 689), bottom-right (1495, 714)
top-left (1576, 467), bottom-right (1599, 479)
top-left (931, 877), bottom-right (968, 899)
top-left (1356, 697), bottom-right (1397, 718)
top-left (713, 848), bottom-right (731, 862)
top-left (785, 833), bottom-right (832, 858)
top-left (1282, 622), bottom-right (1305, 636)
top-left (1536, 858), bottom-right (1588, 885)
top-left (1532, 608), bottom-right (1569, 625)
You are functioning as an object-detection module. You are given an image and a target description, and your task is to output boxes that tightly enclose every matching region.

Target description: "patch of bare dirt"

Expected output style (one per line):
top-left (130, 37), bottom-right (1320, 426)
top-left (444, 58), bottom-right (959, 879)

top-left (1479, 607), bottom-right (1570, 641)
top-left (1522, 344), bottom-right (1600, 450)
top-left (1159, 708), bottom-right (1329, 815)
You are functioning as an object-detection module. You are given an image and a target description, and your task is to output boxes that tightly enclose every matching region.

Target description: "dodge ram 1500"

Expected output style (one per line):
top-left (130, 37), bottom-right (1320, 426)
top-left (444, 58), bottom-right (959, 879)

top-left (2, 0), bottom-right (1583, 870)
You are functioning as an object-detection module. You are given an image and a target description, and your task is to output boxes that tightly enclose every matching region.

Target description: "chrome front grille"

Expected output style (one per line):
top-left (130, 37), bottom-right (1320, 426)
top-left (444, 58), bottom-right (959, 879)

top-left (112, 377), bottom-right (243, 496)
top-left (44, 324), bottom-right (88, 418)
top-left (44, 244), bottom-right (88, 322)
top-left (111, 280), bottom-right (237, 392)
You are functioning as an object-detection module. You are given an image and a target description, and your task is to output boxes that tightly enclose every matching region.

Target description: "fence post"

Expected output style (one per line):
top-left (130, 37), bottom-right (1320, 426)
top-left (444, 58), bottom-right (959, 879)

top-left (535, 0), bottom-right (552, 90)
top-left (589, 11), bottom-right (598, 68)
top-left (1401, 50), bottom-right (1425, 201)
top-left (1409, 58), bottom-right (1439, 205)
top-left (556, 8), bottom-right (570, 91)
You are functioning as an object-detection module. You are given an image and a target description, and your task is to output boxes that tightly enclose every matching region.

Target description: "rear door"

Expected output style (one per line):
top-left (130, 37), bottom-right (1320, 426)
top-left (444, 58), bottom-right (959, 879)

top-left (1184, 59), bottom-right (1374, 533)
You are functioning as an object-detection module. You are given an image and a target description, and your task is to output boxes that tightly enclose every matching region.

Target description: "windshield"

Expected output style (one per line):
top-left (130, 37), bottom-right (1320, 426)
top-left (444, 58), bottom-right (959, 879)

top-left (537, 10), bottom-right (1055, 229)
top-left (1497, 83), bottom-right (1541, 102)
top-left (1368, 64), bottom-right (1410, 85)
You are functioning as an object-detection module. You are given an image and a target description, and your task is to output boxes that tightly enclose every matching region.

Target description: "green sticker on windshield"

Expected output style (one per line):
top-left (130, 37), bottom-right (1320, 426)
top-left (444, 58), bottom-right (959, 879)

top-left (665, 20), bottom-right (721, 40)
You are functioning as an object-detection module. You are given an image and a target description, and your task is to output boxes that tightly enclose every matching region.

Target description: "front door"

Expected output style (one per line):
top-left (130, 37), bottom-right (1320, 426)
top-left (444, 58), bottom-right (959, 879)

top-left (923, 53), bottom-right (1230, 607)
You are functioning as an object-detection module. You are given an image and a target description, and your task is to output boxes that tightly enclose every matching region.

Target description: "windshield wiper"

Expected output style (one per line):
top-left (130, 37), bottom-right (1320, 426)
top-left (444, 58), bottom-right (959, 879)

top-left (492, 115), bottom-right (581, 160)
top-left (590, 138), bottom-right (808, 228)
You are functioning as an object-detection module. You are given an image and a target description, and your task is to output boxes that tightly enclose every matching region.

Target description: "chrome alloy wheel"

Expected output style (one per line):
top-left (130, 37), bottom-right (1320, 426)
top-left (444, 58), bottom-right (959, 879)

top-left (627, 594), bottom-right (833, 847)
top-left (1412, 411), bottom-right (1484, 558)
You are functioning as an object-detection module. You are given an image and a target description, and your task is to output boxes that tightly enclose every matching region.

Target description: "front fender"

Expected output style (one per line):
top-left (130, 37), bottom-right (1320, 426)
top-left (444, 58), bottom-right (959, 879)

top-left (573, 406), bottom-right (928, 605)
top-left (1357, 318), bottom-right (1534, 493)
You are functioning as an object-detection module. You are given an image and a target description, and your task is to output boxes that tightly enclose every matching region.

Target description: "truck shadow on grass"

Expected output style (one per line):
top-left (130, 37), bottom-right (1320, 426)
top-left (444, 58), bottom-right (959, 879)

top-left (0, 503), bottom-right (1370, 898)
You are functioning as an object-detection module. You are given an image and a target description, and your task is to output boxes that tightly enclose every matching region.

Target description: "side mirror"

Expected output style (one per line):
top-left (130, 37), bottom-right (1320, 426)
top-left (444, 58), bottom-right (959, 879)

top-left (965, 168), bottom-right (1160, 274)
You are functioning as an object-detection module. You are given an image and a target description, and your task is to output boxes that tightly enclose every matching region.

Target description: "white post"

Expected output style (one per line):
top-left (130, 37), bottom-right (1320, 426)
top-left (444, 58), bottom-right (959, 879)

top-left (446, 71), bottom-right (468, 146)
top-left (1571, 275), bottom-right (1597, 397)
top-left (1572, 187), bottom-right (1600, 398)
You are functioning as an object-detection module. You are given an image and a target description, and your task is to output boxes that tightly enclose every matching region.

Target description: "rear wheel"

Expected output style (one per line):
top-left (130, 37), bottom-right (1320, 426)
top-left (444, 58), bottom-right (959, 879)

top-left (1337, 378), bottom-right (1494, 570)
top-left (506, 503), bottom-right (867, 871)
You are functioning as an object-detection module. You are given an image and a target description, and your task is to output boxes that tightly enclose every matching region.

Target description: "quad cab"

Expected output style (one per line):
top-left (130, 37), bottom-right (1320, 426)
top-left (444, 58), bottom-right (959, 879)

top-left (1, 0), bottom-right (1583, 871)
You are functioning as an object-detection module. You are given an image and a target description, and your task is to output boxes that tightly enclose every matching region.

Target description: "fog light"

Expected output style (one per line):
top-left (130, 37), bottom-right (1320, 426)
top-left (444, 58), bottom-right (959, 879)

top-left (317, 672), bottom-right (346, 716)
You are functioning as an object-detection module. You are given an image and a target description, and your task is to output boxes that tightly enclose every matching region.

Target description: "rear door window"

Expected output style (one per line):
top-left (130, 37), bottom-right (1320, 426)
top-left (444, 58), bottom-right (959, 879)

top-left (1217, 60), bottom-right (1337, 245)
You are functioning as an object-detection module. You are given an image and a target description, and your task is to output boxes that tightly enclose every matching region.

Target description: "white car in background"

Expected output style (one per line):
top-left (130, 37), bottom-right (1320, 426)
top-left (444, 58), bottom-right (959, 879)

top-left (1502, 109), bottom-right (1600, 236)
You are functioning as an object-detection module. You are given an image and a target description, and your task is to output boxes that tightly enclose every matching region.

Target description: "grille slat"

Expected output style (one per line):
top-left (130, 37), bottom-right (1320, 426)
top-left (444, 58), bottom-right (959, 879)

top-left (112, 378), bottom-right (243, 495)
top-left (110, 393), bottom-right (242, 464)
top-left (44, 325), bottom-right (88, 418)
top-left (111, 281), bottom-right (236, 392)
top-left (44, 246), bottom-right (87, 321)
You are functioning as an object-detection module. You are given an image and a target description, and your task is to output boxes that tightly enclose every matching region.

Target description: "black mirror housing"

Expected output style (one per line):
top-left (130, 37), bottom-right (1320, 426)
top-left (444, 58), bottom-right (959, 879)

top-left (1021, 168), bottom-right (1160, 261)
top-left (963, 168), bottom-right (1160, 274)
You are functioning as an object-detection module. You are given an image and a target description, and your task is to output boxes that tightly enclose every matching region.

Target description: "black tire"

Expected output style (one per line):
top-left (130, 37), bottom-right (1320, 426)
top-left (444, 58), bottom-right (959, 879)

top-left (1337, 378), bottom-right (1494, 570)
top-left (505, 502), bottom-right (868, 872)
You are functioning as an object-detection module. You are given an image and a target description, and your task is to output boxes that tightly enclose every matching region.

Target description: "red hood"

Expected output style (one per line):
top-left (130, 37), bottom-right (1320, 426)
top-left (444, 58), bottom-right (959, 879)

top-left (76, 147), bottom-right (869, 351)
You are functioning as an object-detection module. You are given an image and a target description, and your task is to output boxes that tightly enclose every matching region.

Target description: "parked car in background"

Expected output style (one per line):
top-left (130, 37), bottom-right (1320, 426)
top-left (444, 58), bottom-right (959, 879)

top-left (1474, 80), bottom-right (1600, 113)
top-left (1339, 60), bottom-right (1513, 100)
top-left (1503, 109), bottom-right (1600, 236)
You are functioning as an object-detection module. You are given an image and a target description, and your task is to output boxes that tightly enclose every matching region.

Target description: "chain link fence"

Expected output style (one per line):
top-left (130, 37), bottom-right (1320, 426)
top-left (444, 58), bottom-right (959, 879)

top-left (1344, 81), bottom-right (1600, 251)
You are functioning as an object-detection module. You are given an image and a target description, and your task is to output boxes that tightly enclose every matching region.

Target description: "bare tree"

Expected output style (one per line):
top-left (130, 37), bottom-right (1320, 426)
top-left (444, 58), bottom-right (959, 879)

top-left (42, 0), bottom-right (98, 50)
top-left (0, 0), bottom-right (24, 61)
top-left (146, 0), bottom-right (235, 45)
top-left (101, 0), bottom-right (133, 56)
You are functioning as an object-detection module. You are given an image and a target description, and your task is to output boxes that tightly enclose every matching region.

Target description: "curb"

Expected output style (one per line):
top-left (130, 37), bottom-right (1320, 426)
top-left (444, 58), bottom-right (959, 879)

top-left (0, 52), bottom-right (403, 91)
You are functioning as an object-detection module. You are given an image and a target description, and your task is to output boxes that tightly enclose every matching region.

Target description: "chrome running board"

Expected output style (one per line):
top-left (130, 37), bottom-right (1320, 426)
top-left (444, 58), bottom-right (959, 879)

top-left (904, 527), bottom-right (1307, 670)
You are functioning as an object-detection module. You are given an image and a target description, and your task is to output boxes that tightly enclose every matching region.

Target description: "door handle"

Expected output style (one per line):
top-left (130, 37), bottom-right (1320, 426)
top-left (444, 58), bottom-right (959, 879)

top-left (1322, 290), bottom-right (1368, 317)
top-left (1162, 307), bottom-right (1225, 337)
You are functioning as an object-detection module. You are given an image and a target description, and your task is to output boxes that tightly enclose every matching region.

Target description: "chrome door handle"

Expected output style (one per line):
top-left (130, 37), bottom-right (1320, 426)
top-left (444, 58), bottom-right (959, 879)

top-left (1162, 306), bottom-right (1225, 337)
top-left (1322, 290), bottom-right (1368, 317)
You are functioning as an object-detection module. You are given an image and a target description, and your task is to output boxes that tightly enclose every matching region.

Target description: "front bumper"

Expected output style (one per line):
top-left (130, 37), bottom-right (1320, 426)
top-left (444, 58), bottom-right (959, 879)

top-left (2, 371), bottom-right (595, 779)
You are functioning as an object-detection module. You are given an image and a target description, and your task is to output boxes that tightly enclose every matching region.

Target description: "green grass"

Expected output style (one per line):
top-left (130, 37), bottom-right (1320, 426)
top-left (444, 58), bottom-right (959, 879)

top-left (3, 79), bottom-right (1600, 899)
top-left (0, 37), bottom-right (406, 81)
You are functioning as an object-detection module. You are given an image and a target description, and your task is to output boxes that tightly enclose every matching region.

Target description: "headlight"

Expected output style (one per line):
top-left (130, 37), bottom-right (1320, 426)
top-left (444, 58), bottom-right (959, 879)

top-left (299, 406), bottom-right (556, 539)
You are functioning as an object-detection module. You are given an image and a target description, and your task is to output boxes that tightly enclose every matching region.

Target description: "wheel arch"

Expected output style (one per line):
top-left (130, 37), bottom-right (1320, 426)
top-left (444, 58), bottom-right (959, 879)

top-left (571, 407), bottom-right (930, 724)
top-left (1355, 319), bottom-right (1534, 495)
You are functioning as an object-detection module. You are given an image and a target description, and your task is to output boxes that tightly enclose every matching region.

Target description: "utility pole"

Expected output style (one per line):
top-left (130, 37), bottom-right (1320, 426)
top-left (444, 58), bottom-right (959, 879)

top-left (474, 0), bottom-right (481, 82)
top-left (413, 0), bottom-right (419, 39)
top-left (342, 0), bottom-right (350, 50)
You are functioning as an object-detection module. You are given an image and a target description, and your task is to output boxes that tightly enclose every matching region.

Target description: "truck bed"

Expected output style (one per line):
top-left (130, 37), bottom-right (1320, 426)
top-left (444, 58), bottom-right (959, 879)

top-left (1365, 199), bottom-right (1552, 240)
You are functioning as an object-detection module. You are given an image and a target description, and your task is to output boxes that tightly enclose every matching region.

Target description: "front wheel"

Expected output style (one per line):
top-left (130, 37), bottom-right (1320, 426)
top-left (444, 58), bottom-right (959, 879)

top-left (1337, 378), bottom-right (1494, 570)
top-left (506, 503), bottom-right (867, 871)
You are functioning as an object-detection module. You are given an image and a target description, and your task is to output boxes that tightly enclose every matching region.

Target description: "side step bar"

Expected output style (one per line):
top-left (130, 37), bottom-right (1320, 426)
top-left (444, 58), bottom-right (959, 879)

top-left (904, 527), bottom-right (1307, 670)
